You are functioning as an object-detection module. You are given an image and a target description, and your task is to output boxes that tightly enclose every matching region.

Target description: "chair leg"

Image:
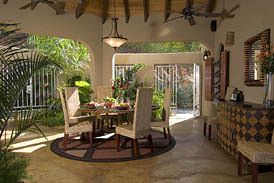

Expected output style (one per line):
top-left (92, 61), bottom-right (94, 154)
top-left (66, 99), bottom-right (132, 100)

top-left (204, 122), bottom-right (207, 136)
top-left (238, 151), bottom-right (243, 176)
top-left (147, 134), bottom-right (153, 152)
top-left (116, 134), bottom-right (120, 152)
top-left (88, 131), bottom-right (93, 147)
top-left (167, 127), bottom-right (172, 144)
top-left (208, 124), bottom-right (212, 140)
top-left (163, 128), bottom-right (167, 138)
top-left (133, 139), bottom-right (139, 158)
top-left (251, 163), bottom-right (258, 183)
top-left (63, 134), bottom-right (69, 151)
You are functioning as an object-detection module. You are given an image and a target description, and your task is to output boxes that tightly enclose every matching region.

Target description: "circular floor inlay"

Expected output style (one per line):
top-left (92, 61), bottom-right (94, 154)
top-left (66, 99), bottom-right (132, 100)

top-left (50, 130), bottom-right (175, 162)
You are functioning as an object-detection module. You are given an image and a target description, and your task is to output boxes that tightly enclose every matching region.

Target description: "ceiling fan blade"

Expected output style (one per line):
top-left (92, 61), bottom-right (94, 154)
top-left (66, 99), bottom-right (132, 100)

top-left (30, 1), bottom-right (40, 10)
top-left (205, 0), bottom-right (216, 13)
top-left (46, 1), bottom-right (66, 15)
top-left (164, 16), bottom-right (184, 23)
top-left (188, 16), bottom-right (196, 26)
top-left (228, 4), bottom-right (240, 14)
top-left (185, 0), bottom-right (193, 9)
top-left (20, 2), bottom-right (34, 9)
top-left (195, 12), bottom-right (221, 17)
top-left (75, 0), bottom-right (90, 19)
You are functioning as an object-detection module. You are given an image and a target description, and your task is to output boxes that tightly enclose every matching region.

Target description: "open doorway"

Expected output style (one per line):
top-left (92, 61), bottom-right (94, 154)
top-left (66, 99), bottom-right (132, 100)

top-left (154, 63), bottom-right (201, 124)
top-left (114, 41), bottom-right (206, 124)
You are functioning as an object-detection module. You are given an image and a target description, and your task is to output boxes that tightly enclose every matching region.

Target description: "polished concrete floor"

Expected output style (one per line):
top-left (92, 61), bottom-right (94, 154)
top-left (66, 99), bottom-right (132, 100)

top-left (22, 119), bottom-right (274, 183)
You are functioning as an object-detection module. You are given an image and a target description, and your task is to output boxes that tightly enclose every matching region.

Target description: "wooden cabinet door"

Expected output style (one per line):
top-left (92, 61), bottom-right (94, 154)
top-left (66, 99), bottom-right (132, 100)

top-left (220, 51), bottom-right (230, 100)
top-left (205, 57), bottom-right (214, 101)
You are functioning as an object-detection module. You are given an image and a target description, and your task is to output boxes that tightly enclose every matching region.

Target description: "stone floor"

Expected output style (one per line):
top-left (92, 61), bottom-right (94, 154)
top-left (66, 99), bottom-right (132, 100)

top-left (21, 119), bottom-right (274, 183)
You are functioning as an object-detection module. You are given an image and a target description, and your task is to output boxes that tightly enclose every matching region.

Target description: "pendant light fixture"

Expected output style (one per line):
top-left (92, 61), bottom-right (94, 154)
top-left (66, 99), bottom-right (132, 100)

top-left (102, 0), bottom-right (128, 50)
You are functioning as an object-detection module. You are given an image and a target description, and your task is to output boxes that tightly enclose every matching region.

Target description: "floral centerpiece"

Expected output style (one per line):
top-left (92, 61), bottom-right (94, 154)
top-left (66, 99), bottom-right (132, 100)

top-left (256, 45), bottom-right (274, 107)
top-left (103, 96), bottom-right (116, 108)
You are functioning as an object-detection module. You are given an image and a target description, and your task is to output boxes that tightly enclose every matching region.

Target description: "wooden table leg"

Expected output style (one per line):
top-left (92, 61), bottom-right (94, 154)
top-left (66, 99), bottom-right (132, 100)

top-left (251, 163), bottom-right (258, 183)
top-left (238, 151), bottom-right (243, 176)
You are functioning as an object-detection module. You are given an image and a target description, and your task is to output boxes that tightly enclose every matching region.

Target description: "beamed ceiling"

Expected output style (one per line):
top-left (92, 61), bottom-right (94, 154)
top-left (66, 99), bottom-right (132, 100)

top-left (62, 0), bottom-right (211, 23)
top-left (6, 0), bottom-right (218, 24)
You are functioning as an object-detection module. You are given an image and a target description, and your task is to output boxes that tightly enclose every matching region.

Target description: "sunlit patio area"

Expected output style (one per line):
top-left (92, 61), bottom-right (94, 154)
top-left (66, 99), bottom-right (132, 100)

top-left (1, 0), bottom-right (274, 183)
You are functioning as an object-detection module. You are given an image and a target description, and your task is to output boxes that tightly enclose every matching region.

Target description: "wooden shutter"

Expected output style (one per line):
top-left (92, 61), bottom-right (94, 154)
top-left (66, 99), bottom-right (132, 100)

top-left (220, 51), bottom-right (229, 100)
top-left (205, 57), bottom-right (214, 101)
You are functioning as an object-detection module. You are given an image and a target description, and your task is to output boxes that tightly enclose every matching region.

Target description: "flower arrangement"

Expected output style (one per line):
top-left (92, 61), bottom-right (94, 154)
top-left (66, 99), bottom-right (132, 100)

top-left (103, 96), bottom-right (116, 108)
top-left (256, 45), bottom-right (274, 74)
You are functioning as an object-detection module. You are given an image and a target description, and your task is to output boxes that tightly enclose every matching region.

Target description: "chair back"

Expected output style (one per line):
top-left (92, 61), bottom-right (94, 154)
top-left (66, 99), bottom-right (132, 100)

top-left (133, 87), bottom-right (153, 137)
top-left (58, 89), bottom-right (69, 132)
top-left (162, 88), bottom-right (172, 124)
top-left (64, 87), bottom-right (81, 117)
top-left (96, 86), bottom-right (112, 103)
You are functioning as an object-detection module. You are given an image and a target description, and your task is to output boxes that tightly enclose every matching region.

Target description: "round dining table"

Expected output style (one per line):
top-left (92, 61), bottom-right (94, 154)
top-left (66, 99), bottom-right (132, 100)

top-left (80, 103), bottom-right (160, 132)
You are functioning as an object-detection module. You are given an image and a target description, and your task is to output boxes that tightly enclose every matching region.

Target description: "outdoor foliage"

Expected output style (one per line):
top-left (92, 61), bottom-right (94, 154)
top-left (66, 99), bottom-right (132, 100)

top-left (118, 42), bottom-right (202, 53)
top-left (0, 150), bottom-right (29, 183)
top-left (112, 64), bottom-right (145, 102)
top-left (152, 90), bottom-right (164, 120)
top-left (36, 98), bottom-right (64, 127)
top-left (27, 35), bottom-right (91, 85)
top-left (0, 22), bottom-right (56, 182)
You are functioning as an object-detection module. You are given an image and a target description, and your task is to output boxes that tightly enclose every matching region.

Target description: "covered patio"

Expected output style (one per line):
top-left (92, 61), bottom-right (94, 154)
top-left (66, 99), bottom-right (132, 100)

top-left (1, 0), bottom-right (274, 183)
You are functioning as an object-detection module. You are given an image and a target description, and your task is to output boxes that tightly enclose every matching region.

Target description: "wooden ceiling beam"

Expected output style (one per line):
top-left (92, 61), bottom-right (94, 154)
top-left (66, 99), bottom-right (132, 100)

top-left (101, 0), bottom-right (109, 24)
top-left (164, 0), bottom-right (172, 22)
top-left (143, 0), bottom-right (149, 22)
top-left (123, 0), bottom-right (130, 23)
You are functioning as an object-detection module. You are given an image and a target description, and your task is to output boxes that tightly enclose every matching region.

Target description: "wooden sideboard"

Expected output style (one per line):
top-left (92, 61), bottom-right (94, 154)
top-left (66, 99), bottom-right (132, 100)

top-left (217, 101), bottom-right (274, 157)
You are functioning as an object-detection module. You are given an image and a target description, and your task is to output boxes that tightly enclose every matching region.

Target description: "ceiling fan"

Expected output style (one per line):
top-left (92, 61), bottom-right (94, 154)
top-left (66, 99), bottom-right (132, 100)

top-left (165, 0), bottom-right (239, 26)
top-left (20, 0), bottom-right (66, 15)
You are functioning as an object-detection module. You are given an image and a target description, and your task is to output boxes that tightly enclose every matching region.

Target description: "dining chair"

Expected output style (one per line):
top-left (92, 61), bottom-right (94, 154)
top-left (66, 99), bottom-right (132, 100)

top-left (151, 88), bottom-right (172, 144)
top-left (116, 87), bottom-right (153, 158)
top-left (59, 87), bottom-right (95, 150)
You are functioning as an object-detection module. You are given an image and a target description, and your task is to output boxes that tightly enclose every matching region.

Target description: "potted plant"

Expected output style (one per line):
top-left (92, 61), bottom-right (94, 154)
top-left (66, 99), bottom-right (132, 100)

top-left (257, 45), bottom-right (274, 107)
top-left (103, 96), bottom-right (116, 108)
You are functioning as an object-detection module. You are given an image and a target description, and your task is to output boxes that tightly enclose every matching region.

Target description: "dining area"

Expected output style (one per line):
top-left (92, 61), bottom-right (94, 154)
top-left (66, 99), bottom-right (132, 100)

top-left (51, 86), bottom-right (175, 162)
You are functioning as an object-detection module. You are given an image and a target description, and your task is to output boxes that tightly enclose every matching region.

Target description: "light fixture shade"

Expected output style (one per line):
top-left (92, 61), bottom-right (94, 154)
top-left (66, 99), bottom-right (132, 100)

top-left (103, 36), bottom-right (128, 48)
top-left (102, 17), bottom-right (128, 49)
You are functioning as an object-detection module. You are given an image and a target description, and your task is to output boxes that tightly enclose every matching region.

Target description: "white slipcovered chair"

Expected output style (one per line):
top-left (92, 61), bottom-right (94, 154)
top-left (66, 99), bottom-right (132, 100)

top-left (116, 88), bottom-right (153, 158)
top-left (238, 129), bottom-right (274, 183)
top-left (151, 88), bottom-right (172, 143)
top-left (59, 87), bottom-right (94, 150)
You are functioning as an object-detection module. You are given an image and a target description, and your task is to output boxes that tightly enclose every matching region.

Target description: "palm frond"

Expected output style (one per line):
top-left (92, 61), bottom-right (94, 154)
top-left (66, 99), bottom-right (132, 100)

top-left (0, 22), bottom-right (58, 147)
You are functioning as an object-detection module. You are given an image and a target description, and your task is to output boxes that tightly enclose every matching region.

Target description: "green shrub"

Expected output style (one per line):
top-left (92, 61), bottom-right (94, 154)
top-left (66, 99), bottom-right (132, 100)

top-left (35, 98), bottom-right (64, 127)
top-left (152, 90), bottom-right (164, 120)
top-left (0, 150), bottom-right (29, 183)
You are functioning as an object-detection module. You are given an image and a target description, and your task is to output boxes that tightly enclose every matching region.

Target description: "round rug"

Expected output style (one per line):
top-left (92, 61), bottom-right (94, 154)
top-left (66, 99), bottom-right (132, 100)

top-left (50, 130), bottom-right (176, 162)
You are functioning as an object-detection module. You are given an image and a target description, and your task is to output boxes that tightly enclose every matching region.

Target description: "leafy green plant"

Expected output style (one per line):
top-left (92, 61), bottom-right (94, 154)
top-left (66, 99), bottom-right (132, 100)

top-left (35, 98), bottom-right (64, 127)
top-left (103, 96), bottom-right (116, 103)
top-left (0, 22), bottom-right (57, 182)
top-left (0, 150), bottom-right (29, 183)
top-left (112, 64), bottom-right (145, 102)
top-left (152, 90), bottom-right (164, 120)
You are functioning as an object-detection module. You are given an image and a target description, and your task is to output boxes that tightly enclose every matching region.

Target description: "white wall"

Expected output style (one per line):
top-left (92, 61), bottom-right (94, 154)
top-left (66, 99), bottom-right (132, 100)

top-left (214, 0), bottom-right (274, 104)
top-left (102, 14), bottom-right (215, 85)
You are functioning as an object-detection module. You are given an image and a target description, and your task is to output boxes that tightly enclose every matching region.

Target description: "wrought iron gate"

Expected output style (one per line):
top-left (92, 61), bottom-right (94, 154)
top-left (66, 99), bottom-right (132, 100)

top-left (14, 66), bottom-right (58, 110)
top-left (154, 64), bottom-right (178, 113)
